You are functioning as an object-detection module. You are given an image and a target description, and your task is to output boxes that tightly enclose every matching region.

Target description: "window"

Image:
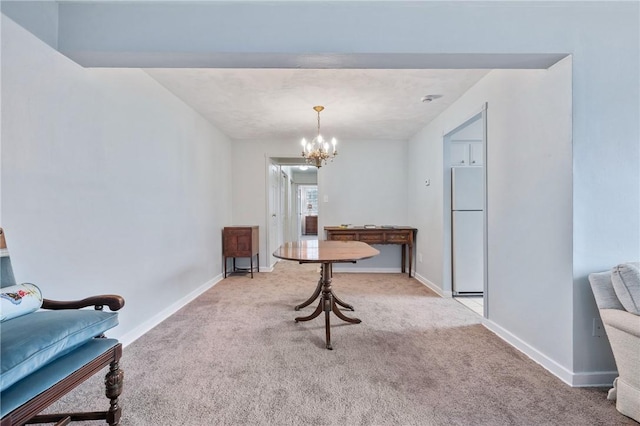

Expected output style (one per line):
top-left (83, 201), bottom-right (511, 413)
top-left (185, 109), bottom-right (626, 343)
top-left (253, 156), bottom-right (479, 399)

top-left (301, 186), bottom-right (318, 216)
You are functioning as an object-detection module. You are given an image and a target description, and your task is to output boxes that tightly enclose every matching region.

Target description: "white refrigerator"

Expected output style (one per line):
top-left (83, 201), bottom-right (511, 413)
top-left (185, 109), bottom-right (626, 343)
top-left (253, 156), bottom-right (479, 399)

top-left (452, 167), bottom-right (484, 294)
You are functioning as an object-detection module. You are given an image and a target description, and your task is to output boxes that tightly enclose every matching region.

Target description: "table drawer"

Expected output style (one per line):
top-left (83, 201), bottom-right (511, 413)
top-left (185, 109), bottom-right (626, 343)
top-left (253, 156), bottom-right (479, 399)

top-left (386, 232), bottom-right (410, 243)
top-left (329, 233), bottom-right (357, 241)
top-left (359, 233), bottom-right (384, 244)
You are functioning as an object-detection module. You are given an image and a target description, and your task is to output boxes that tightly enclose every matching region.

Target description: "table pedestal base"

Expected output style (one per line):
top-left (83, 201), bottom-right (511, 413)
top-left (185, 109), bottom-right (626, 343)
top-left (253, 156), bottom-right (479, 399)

top-left (294, 262), bottom-right (360, 350)
top-left (294, 269), bottom-right (354, 312)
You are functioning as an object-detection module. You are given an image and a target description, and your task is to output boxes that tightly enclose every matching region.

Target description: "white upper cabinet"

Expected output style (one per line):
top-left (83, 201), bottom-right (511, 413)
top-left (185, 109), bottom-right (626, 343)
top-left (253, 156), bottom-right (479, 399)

top-left (451, 140), bottom-right (483, 167)
top-left (469, 141), bottom-right (483, 166)
top-left (450, 142), bottom-right (470, 166)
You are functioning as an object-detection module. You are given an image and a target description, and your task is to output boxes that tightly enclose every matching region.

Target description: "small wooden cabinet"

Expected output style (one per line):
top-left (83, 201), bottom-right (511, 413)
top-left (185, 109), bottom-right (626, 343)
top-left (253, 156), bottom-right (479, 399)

top-left (304, 216), bottom-right (318, 235)
top-left (223, 226), bottom-right (259, 278)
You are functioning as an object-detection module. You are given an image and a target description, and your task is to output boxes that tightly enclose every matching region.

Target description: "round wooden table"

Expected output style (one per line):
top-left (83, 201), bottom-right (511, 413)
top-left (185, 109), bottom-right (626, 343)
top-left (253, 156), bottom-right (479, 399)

top-left (273, 240), bottom-right (380, 349)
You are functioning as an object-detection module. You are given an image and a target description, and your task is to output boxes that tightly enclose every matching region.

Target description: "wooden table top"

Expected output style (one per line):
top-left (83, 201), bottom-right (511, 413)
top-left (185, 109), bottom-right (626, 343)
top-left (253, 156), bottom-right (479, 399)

top-left (273, 240), bottom-right (380, 263)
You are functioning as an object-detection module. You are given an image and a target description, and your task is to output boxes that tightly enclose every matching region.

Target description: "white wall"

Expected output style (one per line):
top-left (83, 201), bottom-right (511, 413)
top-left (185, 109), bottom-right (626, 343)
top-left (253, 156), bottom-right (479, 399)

top-left (231, 138), bottom-right (408, 271)
top-left (409, 59), bottom-right (576, 379)
top-left (1, 16), bottom-right (233, 344)
top-left (231, 140), bottom-right (292, 269)
top-left (320, 139), bottom-right (408, 272)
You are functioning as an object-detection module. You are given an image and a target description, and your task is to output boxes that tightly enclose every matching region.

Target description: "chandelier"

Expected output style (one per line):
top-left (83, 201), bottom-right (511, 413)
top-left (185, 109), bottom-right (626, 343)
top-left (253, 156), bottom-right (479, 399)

top-left (300, 106), bottom-right (337, 168)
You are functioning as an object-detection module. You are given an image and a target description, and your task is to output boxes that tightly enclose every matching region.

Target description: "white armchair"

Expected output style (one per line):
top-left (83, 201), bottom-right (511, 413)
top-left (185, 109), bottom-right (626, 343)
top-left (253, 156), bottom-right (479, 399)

top-left (589, 263), bottom-right (640, 423)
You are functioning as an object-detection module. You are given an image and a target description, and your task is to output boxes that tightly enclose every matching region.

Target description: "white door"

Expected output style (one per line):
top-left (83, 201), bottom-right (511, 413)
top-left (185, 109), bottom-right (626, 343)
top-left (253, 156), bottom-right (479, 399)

top-left (281, 171), bottom-right (289, 243)
top-left (267, 161), bottom-right (280, 266)
top-left (297, 186), bottom-right (305, 238)
top-left (288, 179), bottom-right (297, 241)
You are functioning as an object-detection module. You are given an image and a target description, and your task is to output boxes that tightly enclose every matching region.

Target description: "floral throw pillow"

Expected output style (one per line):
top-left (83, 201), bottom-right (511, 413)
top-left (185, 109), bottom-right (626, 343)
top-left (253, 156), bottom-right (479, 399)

top-left (0, 283), bottom-right (43, 322)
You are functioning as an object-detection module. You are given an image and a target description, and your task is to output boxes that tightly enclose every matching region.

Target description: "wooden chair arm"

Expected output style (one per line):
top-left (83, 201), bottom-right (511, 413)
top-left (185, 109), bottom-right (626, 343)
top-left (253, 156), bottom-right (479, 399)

top-left (42, 295), bottom-right (125, 311)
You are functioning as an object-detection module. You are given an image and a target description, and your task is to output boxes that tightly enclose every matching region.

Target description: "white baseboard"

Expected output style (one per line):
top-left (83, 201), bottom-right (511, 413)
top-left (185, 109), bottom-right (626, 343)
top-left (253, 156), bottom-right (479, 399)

top-left (482, 318), bottom-right (617, 387)
top-left (115, 274), bottom-right (223, 347)
top-left (413, 272), bottom-right (452, 298)
top-left (570, 370), bottom-right (618, 387)
top-left (331, 267), bottom-right (402, 274)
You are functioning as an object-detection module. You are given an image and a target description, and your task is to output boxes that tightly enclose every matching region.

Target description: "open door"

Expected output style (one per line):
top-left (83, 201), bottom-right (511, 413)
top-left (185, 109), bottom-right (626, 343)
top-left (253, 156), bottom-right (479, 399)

top-left (266, 159), bottom-right (281, 268)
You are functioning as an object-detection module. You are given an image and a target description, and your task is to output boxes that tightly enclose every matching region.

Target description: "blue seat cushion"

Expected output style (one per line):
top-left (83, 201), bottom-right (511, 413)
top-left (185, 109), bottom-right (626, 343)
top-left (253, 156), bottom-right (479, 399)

top-left (1, 338), bottom-right (119, 418)
top-left (0, 310), bottom-right (119, 391)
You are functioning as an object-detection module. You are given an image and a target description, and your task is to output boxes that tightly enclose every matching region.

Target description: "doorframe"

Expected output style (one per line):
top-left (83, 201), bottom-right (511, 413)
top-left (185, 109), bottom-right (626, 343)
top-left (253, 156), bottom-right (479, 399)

top-left (265, 155), bottom-right (318, 268)
top-left (442, 103), bottom-right (488, 317)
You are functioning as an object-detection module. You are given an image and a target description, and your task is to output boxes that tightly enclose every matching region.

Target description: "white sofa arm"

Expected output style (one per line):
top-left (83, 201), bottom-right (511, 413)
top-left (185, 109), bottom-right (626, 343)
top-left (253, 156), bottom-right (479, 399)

top-left (601, 309), bottom-right (640, 339)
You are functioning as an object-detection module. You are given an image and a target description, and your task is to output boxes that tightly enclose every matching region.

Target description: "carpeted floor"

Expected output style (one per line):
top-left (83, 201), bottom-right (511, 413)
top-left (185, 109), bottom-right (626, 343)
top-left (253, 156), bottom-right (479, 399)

top-left (49, 261), bottom-right (635, 425)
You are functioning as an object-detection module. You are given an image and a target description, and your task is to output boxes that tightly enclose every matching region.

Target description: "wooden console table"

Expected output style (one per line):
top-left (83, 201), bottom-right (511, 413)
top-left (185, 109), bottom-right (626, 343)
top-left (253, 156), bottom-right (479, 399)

top-left (324, 226), bottom-right (417, 277)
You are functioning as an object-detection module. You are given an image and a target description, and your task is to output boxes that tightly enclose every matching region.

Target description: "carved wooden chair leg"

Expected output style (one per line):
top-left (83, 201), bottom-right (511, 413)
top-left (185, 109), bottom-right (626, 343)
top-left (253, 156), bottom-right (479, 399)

top-left (105, 360), bottom-right (124, 426)
top-left (55, 416), bottom-right (71, 426)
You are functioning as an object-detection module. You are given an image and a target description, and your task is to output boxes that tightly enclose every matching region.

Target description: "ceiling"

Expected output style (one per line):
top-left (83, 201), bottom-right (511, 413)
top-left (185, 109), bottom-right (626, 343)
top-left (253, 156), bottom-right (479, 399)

top-left (144, 68), bottom-right (491, 142)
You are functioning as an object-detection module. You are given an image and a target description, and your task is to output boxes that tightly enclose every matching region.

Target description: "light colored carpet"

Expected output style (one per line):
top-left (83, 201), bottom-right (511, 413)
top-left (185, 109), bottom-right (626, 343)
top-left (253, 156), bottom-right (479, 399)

top-left (49, 261), bottom-right (634, 425)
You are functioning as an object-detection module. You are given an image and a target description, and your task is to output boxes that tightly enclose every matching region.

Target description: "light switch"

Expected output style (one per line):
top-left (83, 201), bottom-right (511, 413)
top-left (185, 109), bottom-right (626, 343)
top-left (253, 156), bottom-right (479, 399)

top-left (323, 195), bottom-right (329, 202)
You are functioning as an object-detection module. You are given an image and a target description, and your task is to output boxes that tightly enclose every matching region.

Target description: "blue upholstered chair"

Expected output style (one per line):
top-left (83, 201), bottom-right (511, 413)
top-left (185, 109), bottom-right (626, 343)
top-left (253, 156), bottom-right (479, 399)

top-left (0, 228), bottom-right (125, 426)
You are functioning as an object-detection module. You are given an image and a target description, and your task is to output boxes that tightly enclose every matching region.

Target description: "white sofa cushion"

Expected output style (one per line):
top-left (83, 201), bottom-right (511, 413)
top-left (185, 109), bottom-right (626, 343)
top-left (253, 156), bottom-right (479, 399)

top-left (611, 262), bottom-right (640, 315)
top-left (589, 271), bottom-right (625, 310)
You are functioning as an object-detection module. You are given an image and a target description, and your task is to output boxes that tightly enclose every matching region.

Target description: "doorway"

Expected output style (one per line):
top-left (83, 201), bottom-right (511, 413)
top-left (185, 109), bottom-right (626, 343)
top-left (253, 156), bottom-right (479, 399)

top-left (443, 107), bottom-right (488, 317)
top-left (299, 185), bottom-right (318, 240)
top-left (266, 158), bottom-right (318, 268)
